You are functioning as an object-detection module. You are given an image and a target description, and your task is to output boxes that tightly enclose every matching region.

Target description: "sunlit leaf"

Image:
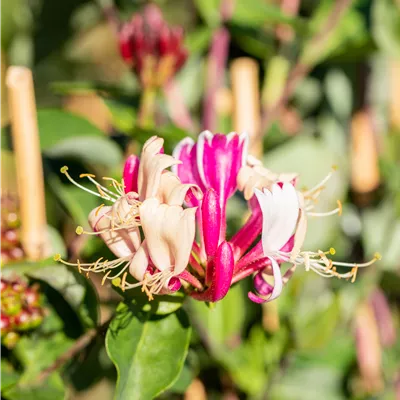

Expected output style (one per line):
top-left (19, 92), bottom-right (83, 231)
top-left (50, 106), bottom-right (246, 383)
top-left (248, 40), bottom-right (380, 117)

top-left (106, 303), bottom-right (191, 400)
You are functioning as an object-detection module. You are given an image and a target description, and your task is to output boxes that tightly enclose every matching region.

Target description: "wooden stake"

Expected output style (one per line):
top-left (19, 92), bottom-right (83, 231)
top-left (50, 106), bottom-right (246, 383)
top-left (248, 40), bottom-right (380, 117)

top-left (6, 66), bottom-right (48, 261)
top-left (350, 110), bottom-right (380, 194)
top-left (390, 60), bottom-right (400, 130)
top-left (231, 58), bottom-right (261, 158)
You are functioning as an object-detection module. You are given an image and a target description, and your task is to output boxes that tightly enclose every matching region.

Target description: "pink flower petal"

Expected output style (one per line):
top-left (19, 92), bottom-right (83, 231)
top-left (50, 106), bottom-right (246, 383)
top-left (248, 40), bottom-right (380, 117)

top-left (201, 188), bottom-right (221, 259)
top-left (123, 155), bottom-right (140, 193)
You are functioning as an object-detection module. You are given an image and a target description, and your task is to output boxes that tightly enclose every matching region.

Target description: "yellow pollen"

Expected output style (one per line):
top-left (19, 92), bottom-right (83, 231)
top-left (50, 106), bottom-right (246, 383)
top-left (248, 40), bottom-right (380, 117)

top-left (329, 247), bottom-right (336, 255)
top-left (79, 173), bottom-right (96, 178)
top-left (331, 164), bottom-right (338, 171)
top-left (60, 166), bottom-right (68, 173)
top-left (337, 200), bottom-right (343, 216)
top-left (54, 254), bottom-right (61, 261)
top-left (76, 226), bottom-right (84, 235)
top-left (374, 252), bottom-right (382, 260)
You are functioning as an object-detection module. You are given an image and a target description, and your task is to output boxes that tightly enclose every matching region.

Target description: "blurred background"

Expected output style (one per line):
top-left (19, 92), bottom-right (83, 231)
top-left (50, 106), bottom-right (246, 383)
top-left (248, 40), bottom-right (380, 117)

top-left (1, 0), bottom-right (399, 399)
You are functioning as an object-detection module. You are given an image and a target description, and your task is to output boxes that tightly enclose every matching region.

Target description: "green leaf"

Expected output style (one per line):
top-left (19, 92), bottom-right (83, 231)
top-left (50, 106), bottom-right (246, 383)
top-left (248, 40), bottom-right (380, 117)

top-left (185, 27), bottom-right (213, 53)
top-left (1, 0), bottom-right (23, 49)
top-left (292, 285), bottom-right (340, 349)
top-left (293, 77), bottom-right (323, 116)
top-left (222, 326), bottom-right (268, 397)
top-left (46, 225), bottom-right (67, 258)
top-left (38, 109), bottom-right (105, 150)
top-left (45, 136), bottom-right (122, 168)
top-left (168, 362), bottom-right (194, 393)
top-left (230, 0), bottom-right (306, 30)
top-left (1, 360), bottom-right (20, 391)
top-left (103, 98), bottom-right (137, 134)
top-left (189, 282), bottom-right (246, 351)
top-left (106, 303), bottom-right (191, 400)
top-left (45, 170), bottom-right (101, 227)
top-left (116, 285), bottom-right (186, 316)
top-left (362, 198), bottom-right (400, 271)
top-left (324, 69), bottom-right (353, 120)
top-left (2, 260), bottom-right (99, 328)
top-left (302, 2), bottom-right (367, 66)
top-left (372, 0), bottom-right (400, 58)
top-left (193, 0), bottom-right (221, 27)
top-left (2, 374), bottom-right (66, 400)
top-left (2, 334), bottom-right (70, 400)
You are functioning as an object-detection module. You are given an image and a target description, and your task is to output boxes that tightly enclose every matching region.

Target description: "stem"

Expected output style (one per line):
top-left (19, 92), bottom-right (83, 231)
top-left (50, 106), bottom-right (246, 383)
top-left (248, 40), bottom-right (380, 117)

top-left (37, 318), bottom-right (111, 383)
top-left (138, 87), bottom-right (157, 129)
top-left (261, 0), bottom-right (354, 132)
top-left (6, 67), bottom-right (48, 261)
top-left (163, 80), bottom-right (195, 132)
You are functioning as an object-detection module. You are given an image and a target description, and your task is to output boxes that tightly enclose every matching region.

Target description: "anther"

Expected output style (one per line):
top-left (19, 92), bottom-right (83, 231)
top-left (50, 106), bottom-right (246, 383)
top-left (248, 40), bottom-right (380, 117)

top-left (337, 200), bottom-right (343, 216)
top-left (60, 166), bottom-right (68, 173)
top-left (76, 226), bottom-right (84, 235)
top-left (121, 272), bottom-right (127, 292)
top-left (102, 270), bottom-right (112, 286)
top-left (54, 254), bottom-right (61, 261)
top-left (329, 247), bottom-right (336, 255)
top-left (374, 252), bottom-right (382, 260)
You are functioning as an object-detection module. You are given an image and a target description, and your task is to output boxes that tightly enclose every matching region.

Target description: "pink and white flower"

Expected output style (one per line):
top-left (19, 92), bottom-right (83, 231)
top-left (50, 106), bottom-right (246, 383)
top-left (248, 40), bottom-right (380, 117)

top-left (55, 132), bottom-right (380, 303)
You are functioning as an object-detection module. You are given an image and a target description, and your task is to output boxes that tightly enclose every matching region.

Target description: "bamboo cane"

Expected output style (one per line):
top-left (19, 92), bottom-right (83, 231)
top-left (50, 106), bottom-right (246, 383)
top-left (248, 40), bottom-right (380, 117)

top-left (231, 58), bottom-right (262, 158)
top-left (350, 110), bottom-right (380, 194)
top-left (6, 66), bottom-right (48, 261)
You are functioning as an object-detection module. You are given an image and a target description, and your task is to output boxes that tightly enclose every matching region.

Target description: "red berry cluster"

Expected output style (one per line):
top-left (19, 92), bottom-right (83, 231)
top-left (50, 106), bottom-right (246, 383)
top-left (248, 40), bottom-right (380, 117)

top-left (1, 195), bottom-right (24, 265)
top-left (1, 277), bottom-right (45, 348)
top-left (119, 4), bottom-right (188, 88)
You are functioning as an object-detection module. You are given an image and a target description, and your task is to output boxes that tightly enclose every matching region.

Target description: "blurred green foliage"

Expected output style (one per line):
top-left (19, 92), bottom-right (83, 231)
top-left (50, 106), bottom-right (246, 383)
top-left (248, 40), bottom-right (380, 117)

top-left (1, 0), bottom-right (400, 399)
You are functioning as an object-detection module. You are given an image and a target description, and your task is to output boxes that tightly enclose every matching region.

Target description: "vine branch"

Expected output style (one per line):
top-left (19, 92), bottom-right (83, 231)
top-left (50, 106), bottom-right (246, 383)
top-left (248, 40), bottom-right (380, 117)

top-left (261, 0), bottom-right (354, 133)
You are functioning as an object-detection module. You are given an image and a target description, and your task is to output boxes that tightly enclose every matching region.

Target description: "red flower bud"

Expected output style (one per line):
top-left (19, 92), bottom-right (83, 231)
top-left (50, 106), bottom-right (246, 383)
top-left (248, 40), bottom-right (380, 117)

top-left (24, 288), bottom-right (40, 307)
top-left (118, 5), bottom-right (188, 87)
top-left (1, 314), bottom-right (12, 334)
top-left (14, 309), bottom-right (31, 330)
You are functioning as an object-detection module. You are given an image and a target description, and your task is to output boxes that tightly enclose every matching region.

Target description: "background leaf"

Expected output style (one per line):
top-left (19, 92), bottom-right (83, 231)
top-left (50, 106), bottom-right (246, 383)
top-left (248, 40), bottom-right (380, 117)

top-left (106, 303), bottom-right (191, 400)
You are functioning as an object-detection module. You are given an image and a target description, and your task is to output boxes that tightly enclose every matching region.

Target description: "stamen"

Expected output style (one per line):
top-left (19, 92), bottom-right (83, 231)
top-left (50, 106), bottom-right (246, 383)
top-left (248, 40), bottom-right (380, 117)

top-left (303, 167), bottom-right (337, 198)
top-left (102, 177), bottom-right (125, 196)
top-left (121, 272), bottom-right (128, 292)
top-left (102, 270), bottom-right (112, 285)
top-left (60, 166), bottom-right (116, 202)
top-left (278, 247), bottom-right (380, 282)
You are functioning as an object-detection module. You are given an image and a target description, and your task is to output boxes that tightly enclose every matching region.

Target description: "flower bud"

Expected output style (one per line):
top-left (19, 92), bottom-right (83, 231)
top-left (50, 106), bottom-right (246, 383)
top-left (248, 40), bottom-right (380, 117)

top-left (3, 332), bottom-right (19, 348)
top-left (1, 314), bottom-right (12, 334)
top-left (118, 5), bottom-right (188, 88)
top-left (24, 287), bottom-right (41, 307)
top-left (28, 308), bottom-right (44, 328)
top-left (14, 309), bottom-right (31, 330)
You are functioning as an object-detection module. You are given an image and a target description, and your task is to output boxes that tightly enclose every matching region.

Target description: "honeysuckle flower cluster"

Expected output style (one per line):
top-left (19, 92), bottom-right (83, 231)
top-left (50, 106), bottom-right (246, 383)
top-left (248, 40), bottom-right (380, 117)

top-left (55, 132), bottom-right (380, 303)
top-left (118, 4), bottom-right (188, 88)
top-left (1, 277), bottom-right (45, 348)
